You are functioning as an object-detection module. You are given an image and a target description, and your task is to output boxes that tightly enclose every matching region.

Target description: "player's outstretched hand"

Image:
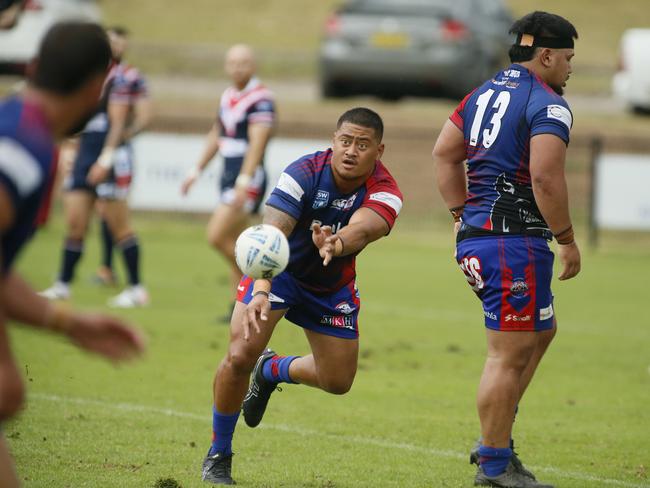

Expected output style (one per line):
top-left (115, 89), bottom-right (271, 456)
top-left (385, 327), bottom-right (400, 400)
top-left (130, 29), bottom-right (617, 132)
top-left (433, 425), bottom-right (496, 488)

top-left (557, 241), bottom-right (581, 280)
top-left (230, 186), bottom-right (247, 210)
top-left (311, 223), bottom-right (337, 266)
top-left (86, 163), bottom-right (110, 186)
top-left (66, 312), bottom-right (146, 362)
top-left (180, 173), bottom-right (197, 196)
top-left (242, 293), bottom-right (270, 341)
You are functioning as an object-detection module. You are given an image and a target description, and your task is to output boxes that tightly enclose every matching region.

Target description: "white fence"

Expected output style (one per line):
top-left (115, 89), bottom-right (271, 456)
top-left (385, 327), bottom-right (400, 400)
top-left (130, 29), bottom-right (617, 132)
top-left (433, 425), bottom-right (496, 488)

top-left (129, 133), bottom-right (330, 212)
top-left (593, 153), bottom-right (650, 231)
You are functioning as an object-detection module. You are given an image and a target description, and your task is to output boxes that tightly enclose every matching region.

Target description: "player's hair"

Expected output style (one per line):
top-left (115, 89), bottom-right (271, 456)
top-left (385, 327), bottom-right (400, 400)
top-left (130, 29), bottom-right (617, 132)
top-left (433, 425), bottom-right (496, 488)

top-left (508, 11), bottom-right (578, 63)
top-left (32, 21), bottom-right (111, 95)
top-left (336, 107), bottom-right (384, 142)
top-left (107, 25), bottom-right (129, 37)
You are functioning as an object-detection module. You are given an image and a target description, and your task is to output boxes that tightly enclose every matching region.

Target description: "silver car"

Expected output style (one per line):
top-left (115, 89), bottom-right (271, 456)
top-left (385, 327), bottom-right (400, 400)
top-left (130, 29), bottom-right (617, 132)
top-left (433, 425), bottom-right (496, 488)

top-left (0, 0), bottom-right (100, 73)
top-left (319, 0), bottom-right (513, 100)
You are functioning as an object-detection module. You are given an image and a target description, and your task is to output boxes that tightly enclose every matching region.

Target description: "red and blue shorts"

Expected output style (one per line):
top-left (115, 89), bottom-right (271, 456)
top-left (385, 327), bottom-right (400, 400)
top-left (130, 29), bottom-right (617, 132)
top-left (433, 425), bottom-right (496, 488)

top-left (456, 235), bottom-right (555, 331)
top-left (237, 271), bottom-right (361, 339)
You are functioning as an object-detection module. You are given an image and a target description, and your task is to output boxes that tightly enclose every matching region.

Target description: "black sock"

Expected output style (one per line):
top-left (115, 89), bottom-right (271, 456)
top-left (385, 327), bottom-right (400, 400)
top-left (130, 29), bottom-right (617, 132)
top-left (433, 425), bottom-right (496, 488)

top-left (118, 235), bottom-right (140, 286)
top-left (60, 238), bottom-right (83, 283)
top-left (100, 219), bottom-right (114, 270)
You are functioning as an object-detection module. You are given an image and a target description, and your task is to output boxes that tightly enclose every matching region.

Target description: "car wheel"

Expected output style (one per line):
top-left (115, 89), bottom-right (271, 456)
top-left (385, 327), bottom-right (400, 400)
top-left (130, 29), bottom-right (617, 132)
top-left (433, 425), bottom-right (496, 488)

top-left (632, 105), bottom-right (650, 116)
top-left (321, 78), bottom-right (346, 98)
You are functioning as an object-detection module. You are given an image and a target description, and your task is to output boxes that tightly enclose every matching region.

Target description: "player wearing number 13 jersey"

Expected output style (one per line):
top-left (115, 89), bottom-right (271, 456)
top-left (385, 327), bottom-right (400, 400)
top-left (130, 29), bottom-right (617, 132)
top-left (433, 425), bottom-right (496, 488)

top-left (433, 12), bottom-right (581, 488)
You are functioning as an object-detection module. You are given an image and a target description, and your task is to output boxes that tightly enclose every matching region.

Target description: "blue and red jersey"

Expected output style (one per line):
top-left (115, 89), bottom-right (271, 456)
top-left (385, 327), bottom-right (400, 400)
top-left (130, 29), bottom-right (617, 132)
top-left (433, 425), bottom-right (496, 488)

top-left (0, 96), bottom-right (56, 273)
top-left (266, 148), bottom-right (402, 293)
top-left (450, 63), bottom-right (573, 238)
top-left (217, 77), bottom-right (275, 162)
top-left (77, 62), bottom-right (148, 167)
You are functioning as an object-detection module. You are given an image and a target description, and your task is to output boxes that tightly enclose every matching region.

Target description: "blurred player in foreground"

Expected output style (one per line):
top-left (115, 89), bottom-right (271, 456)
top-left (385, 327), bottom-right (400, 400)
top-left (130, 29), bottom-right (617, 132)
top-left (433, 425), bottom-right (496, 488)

top-left (0, 22), bottom-right (145, 487)
top-left (40, 26), bottom-right (151, 307)
top-left (181, 44), bottom-right (275, 322)
top-left (201, 108), bottom-right (403, 484)
top-left (93, 26), bottom-right (153, 287)
top-left (433, 11), bottom-right (580, 488)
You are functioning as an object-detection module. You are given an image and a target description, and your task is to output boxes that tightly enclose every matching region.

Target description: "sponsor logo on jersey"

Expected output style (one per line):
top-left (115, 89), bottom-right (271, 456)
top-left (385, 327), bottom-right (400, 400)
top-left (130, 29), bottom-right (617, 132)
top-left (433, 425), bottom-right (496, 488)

top-left (510, 278), bottom-right (529, 298)
top-left (313, 190), bottom-right (329, 209)
top-left (320, 315), bottom-right (355, 329)
top-left (540, 303), bottom-right (554, 321)
top-left (331, 193), bottom-right (357, 211)
top-left (484, 310), bottom-right (498, 321)
top-left (335, 302), bottom-right (356, 314)
top-left (504, 313), bottom-right (532, 322)
top-left (546, 104), bottom-right (572, 129)
top-left (504, 69), bottom-right (520, 78)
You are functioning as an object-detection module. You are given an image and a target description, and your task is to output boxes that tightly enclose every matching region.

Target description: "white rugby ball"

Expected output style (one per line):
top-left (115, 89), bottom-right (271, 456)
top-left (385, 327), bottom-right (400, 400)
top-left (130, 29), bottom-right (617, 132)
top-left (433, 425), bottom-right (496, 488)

top-left (234, 224), bottom-right (290, 279)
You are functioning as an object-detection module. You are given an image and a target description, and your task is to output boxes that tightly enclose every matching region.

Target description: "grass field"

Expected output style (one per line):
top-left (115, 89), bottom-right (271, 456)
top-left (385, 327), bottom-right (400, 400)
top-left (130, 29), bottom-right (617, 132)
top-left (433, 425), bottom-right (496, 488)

top-left (5, 212), bottom-right (650, 487)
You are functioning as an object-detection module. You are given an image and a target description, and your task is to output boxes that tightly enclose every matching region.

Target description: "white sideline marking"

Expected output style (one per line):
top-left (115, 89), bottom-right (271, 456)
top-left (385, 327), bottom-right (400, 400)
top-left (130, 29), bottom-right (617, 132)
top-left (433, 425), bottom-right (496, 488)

top-left (29, 393), bottom-right (648, 488)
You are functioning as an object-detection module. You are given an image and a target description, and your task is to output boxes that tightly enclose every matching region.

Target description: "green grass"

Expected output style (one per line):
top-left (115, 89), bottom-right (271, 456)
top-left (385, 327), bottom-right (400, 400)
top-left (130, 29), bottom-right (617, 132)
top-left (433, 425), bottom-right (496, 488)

top-left (5, 212), bottom-right (650, 487)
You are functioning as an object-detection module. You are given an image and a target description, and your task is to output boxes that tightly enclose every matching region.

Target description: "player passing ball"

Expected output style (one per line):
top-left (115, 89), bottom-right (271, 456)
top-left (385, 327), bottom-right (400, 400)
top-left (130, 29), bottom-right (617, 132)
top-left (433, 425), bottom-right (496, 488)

top-left (201, 107), bottom-right (403, 485)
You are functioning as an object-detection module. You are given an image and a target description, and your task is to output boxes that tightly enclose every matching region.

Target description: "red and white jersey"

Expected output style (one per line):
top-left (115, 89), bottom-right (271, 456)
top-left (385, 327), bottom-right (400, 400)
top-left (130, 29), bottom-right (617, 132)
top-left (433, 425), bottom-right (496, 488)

top-left (217, 77), bottom-right (276, 159)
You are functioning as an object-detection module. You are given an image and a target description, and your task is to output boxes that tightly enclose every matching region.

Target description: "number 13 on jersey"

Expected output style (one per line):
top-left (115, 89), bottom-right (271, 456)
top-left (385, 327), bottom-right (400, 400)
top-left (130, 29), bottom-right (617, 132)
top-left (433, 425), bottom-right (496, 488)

top-left (469, 89), bottom-right (511, 148)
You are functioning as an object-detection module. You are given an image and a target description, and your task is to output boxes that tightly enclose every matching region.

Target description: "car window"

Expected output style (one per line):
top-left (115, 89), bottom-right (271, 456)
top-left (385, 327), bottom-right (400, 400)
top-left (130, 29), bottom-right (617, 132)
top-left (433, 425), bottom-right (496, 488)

top-left (474, 0), bottom-right (508, 17)
top-left (342, 0), bottom-right (469, 17)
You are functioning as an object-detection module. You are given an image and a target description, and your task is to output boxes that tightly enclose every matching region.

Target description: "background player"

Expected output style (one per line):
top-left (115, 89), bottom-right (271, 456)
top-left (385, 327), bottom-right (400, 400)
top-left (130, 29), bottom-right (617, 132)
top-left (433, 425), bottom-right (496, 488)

top-left (201, 107), bottom-right (403, 484)
top-left (40, 26), bottom-right (151, 307)
top-left (433, 11), bottom-right (580, 488)
top-left (94, 26), bottom-right (153, 287)
top-left (181, 44), bottom-right (275, 322)
top-left (0, 21), bottom-right (145, 487)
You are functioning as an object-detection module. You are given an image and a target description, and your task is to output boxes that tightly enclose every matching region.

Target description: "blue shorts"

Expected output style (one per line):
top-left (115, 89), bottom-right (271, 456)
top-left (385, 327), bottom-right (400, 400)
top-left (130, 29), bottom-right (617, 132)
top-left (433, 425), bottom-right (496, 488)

top-left (64, 140), bottom-right (133, 200)
top-left (456, 235), bottom-right (555, 331)
top-left (221, 157), bottom-right (267, 213)
top-left (237, 272), bottom-right (361, 339)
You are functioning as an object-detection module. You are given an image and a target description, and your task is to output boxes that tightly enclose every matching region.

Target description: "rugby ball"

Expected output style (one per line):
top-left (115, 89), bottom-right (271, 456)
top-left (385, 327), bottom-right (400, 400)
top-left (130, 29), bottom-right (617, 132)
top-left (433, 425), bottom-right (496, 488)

top-left (234, 224), bottom-right (290, 279)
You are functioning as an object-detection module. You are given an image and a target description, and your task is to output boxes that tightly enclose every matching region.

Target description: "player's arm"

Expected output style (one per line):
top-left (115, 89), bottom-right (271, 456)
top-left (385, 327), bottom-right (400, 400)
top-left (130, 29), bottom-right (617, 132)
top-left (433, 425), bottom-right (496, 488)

top-left (313, 207), bottom-right (389, 266)
top-left (1, 271), bottom-right (145, 361)
top-left (87, 100), bottom-right (130, 185)
top-left (0, 0), bottom-right (23, 30)
top-left (59, 138), bottom-right (79, 175)
top-left (241, 205), bottom-right (297, 340)
top-left (181, 123), bottom-right (220, 195)
top-left (232, 123), bottom-right (273, 204)
top-left (0, 187), bottom-right (24, 421)
top-left (123, 96), bottom-right (153, 141)
top-left (433, 119), bottom-right (468, 226)
top-left (530, 133), bottom-right (580, 280)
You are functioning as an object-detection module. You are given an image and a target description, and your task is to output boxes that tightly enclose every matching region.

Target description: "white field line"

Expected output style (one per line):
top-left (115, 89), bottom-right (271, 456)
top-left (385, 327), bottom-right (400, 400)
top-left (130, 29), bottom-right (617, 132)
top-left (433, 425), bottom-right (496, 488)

top-left (28, 393), bottom-right (649, 488)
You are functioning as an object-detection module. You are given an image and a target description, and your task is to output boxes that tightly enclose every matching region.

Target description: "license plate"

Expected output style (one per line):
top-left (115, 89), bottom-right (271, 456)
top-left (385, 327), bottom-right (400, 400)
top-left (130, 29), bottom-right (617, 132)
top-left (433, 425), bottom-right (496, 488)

top-left (370, 32), bottom-right (409, 49)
